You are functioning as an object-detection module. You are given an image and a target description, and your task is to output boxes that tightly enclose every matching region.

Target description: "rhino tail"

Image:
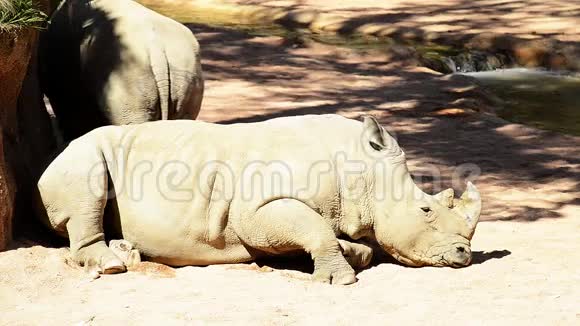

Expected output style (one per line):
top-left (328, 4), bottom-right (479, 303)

top-left (148, 42), bottom-right (173, 120)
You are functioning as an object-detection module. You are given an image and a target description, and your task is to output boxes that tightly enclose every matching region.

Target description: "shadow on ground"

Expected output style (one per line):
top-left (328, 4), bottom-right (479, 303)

top-left (471, 249), bottom-right (511, 265)
top-left (191, 23), bottom-right (580, 222)
top-left (329, 0), bottom-right (578, 42)
top-left (252, 248), bottom-right (512, 276)
top-left (261, 0), bottom-right (580, 70)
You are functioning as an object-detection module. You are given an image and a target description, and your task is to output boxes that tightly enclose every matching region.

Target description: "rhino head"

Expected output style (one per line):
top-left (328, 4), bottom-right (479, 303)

top-left (360, 116), bottom-right (481, 268)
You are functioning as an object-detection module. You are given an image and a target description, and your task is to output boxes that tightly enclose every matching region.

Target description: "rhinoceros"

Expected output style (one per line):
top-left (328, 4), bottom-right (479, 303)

top-left (37, 114), bottom-right (481, 284)
top-left (39, 0), bottom-right (204, 141)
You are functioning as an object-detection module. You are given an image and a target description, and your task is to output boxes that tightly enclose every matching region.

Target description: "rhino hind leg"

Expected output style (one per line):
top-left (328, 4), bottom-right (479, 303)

top-left (38, 142), bottom-right (125, 275)
top-left (75, 239), bottom-right (126, 275)
top-left (236, 199), bottom-right (356, 285)
top-left (174, 72), bottom-right (204, 120)
top-left (63, 176), bottom-right (126, 275)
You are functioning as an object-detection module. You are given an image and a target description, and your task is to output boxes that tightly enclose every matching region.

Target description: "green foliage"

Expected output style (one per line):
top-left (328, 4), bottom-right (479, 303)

top-left (0, 0), bottom-right (47, 30)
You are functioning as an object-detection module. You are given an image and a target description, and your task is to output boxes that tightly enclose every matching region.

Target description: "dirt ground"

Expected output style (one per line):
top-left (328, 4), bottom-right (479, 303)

top-left (1, 18), bottom-right (579, 325)
top-left (218, 0), bottom-right (580, 43)
top-left (139, 0), bottom-right (580, 71)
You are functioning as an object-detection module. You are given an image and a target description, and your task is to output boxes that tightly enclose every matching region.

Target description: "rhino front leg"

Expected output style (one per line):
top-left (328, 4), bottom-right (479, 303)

top-left (338, 239), bottom-right (373, 269)
top-left (236, 199), bottom-right (356, 285)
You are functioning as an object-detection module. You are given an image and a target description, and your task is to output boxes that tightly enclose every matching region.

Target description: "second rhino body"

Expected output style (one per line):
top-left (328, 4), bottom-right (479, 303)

top-left (40, 0), bottom-right (204, 140)
top-left (37, 115), bottom-right (481, 284)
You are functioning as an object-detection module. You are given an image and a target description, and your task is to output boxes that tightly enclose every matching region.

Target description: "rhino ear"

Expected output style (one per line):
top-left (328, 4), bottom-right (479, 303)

top-left (363, 115), bottom-right (387, 151)
top-left (362, 116), bottom-right (403, 157)
top-left (434, 188), bottom-right (454, 208)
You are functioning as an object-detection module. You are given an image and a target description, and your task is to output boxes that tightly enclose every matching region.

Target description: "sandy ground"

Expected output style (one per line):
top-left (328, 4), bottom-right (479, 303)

top-left (1, 19), bottom-right (579, 325)
top-left (1, 216), bottom-right (578, 325)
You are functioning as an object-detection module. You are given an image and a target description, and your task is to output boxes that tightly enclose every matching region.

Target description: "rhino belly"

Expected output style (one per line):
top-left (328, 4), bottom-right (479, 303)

top-left (110, 198), bottom-right (255, 266)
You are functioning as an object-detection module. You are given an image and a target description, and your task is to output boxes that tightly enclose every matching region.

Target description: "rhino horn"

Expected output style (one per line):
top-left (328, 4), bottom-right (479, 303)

top-left (434, 188), bottom-right (454, 208)
top-left (452, 181), bottom-right (482, 239)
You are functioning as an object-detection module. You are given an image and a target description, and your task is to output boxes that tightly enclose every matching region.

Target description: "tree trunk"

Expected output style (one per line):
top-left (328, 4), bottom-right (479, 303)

top-left (0, 0), bottom-right (57, 250)
top-left (0, 29), bottom-right (37, 250)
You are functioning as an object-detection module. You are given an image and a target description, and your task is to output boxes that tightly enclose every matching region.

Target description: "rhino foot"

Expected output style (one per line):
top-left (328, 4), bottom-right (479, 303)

top-left (338, 239), bottom-right (373, 269)
top-left (312, 254), bottom-right (357, 285)
top-left (109, 239), bottom-right (141, 268)
top-left (73, 241), bottom-right (126, 275)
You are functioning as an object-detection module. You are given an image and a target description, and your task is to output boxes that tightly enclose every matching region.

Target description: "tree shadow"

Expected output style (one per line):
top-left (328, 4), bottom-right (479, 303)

top-left (190, 23), bottom-right (580, 223)
top-left (268, 0), bottom-right (579, 70)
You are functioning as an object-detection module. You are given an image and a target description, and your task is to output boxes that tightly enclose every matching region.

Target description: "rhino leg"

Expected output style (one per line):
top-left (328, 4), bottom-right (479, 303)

top-left (64, 181), bottom-right (126, 275)
top-left (109, 239), bottom-right (141, 268)
top-left (173, 69), bottom-right (204, 120)
top-left (75, 240), bottom-right (126, 276)
top-left (37, 142), bottom-right (125, 275)
top-left (236, 199), bottom-right (356, 285)
top-left (338, 239), bottom-right (373, 269)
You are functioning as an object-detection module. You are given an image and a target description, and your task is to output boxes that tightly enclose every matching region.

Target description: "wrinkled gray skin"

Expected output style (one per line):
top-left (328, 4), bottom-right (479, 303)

top-left (37, 115), bottom-right (482, 284)
top-left (39, 0), bottom-right (204, 141)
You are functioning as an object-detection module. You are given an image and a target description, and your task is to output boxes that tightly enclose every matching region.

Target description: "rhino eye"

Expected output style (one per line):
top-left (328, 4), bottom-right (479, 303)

top-left (421, 207), bottom-right (432, 213)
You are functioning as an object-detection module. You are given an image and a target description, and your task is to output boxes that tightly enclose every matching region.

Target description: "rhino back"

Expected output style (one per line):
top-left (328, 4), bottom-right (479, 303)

top-left (41, 0), bottom-right (202, 140)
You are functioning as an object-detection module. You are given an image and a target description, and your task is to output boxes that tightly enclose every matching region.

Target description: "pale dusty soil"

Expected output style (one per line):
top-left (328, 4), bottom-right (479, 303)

top-left (1, 20), bottom-right (579, 325)
top-left (1, 217), bottom-right (578, 325)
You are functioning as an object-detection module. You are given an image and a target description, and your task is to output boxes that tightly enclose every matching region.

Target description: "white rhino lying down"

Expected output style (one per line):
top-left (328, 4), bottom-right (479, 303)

top-left (40, 0), bottom-right (204, 141)
top-left (37, 115), bottom-right (481, 284)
